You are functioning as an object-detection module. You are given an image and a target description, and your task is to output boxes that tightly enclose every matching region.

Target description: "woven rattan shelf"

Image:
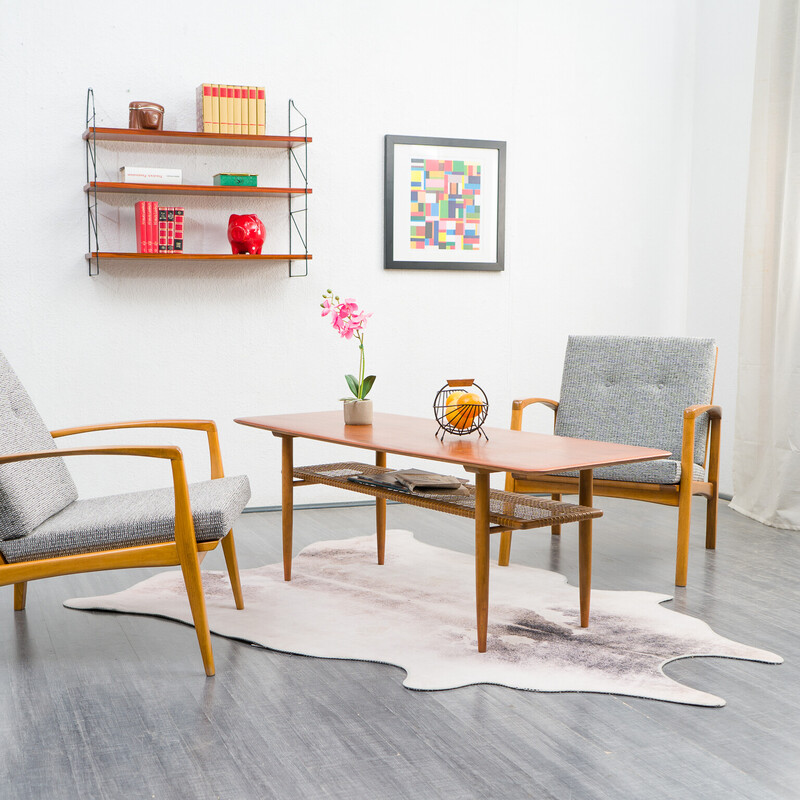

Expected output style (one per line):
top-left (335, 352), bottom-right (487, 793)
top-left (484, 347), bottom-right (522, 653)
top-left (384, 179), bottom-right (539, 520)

top-left (293, 462), bottom-right (602, 530)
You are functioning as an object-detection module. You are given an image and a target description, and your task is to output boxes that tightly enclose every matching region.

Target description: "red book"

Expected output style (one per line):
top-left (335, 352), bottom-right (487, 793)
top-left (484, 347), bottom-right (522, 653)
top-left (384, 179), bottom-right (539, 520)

top-left (173, 207), bottom-right (184, 251)
top-left (135, 201), bottom-right (147, 253)
top-left (166, 207), bottom-right (175, 253)
top-left (158, 206), bottom-right (168, 253)
top-left (147, 201), bottom-right (158, 253)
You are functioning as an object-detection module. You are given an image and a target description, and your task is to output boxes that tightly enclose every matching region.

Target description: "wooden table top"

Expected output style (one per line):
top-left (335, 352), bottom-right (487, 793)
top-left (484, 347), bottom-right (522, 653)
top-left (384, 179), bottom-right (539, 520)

top-left (234, 411), bottom-right (670, 475)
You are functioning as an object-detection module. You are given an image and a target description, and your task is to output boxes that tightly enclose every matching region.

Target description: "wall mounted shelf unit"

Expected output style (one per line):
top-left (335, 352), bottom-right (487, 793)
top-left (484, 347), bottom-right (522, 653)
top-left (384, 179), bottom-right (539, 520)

top-left (84, 88), bottom-right (311, 277)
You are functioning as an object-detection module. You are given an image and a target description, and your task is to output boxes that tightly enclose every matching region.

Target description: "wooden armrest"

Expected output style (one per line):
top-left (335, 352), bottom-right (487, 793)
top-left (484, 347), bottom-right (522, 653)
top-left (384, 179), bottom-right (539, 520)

top-left (684, 404), bottom-right (722, 421)
top-left (511, 397), bottom-right (559, 412)
top-left (50, 419), bottom-right (217, 437)
top-left (680, 405), bottom-right (722, 482)
top-left (0, 445), bottom-right (198, 554)
top-left (0, 445), bottom-right (182, 465)
top-left (510, 397), bottom-right (559, 432)
top-left (50, 419), bottom-right (224, 479)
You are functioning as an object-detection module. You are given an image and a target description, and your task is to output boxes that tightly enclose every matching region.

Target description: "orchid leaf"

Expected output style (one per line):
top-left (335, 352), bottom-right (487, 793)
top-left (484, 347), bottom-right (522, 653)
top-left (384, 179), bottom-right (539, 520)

top-left (360, 375), bottom-right (376, 399)
top-left (344, 374), bottom-right (359, 397)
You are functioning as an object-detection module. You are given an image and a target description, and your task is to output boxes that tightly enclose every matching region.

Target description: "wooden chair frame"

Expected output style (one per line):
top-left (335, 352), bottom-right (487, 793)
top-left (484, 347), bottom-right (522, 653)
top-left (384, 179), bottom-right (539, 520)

top-left (0, 419), bottom-right (245, 676)
top-left (500, 376), bottom-right (722, 587)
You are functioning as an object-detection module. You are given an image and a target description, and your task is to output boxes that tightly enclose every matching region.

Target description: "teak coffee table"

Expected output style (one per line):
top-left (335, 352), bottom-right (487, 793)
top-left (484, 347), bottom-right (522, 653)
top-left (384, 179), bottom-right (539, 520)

top-left (234, 411), bottom-right (669, 652)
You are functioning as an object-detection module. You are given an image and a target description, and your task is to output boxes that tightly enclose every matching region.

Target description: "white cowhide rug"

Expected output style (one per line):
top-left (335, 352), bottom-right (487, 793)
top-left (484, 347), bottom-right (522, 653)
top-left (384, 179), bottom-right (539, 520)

top-left (65, 530), bottom-right (781, 706)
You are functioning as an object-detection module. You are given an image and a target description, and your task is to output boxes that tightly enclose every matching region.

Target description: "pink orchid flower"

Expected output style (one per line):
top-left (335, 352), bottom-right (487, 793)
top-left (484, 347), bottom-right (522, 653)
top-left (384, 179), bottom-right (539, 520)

top-left (320, 289), bottom-right (376, 400)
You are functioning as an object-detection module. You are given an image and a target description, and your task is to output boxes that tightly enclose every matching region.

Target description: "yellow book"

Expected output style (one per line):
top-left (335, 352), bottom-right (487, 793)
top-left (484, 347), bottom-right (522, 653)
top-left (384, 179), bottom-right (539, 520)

top-left (218, 85), bottom-right (228, 134)
top-left (240, 85), bottom-right (248, 136)
top-left (226, 85), bottom-right (234, 134)
top-left (211, 84), bottom-right (220, 133)
top-left (197, 84), bottom-right (213, 132)
top-left (256, 87), bottom-right (266, 135)
top-left (233, 86), bottom-right (242, 135)
top-left (247, 86), bottom-right (257, 135)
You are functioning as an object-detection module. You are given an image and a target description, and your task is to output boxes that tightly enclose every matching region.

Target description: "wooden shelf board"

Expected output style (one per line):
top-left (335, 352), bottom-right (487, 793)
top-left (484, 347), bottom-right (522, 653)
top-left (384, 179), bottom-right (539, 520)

top-left (86, 252), bottom-right (312, 261)
top-left (83, 127), bottom-right (310, 148)
top-left (85, 181), bottom-right (311, 197)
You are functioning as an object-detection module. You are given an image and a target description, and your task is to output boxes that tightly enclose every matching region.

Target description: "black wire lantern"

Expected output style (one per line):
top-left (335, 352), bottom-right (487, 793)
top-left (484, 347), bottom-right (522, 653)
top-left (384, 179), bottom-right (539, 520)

top-left (433, 379), bottom-right (489, 441)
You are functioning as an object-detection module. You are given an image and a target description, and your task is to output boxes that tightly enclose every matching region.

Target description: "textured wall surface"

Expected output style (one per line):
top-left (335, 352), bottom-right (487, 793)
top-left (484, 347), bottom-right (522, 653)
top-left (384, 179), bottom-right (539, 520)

top-left (0, 0), bottom-right (758, 504)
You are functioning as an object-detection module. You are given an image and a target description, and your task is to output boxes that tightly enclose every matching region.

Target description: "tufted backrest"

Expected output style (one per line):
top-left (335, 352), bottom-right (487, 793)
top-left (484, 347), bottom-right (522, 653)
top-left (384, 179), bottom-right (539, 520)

top-left (554, 336), bottom-right (717, 464)
top-left (0, 351), bottom-right (78, 541)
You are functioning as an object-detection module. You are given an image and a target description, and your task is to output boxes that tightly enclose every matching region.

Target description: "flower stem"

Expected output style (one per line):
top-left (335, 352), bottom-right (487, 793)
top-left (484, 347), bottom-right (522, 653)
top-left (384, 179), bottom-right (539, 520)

top-left (357, 332), bottom-right (365, 399)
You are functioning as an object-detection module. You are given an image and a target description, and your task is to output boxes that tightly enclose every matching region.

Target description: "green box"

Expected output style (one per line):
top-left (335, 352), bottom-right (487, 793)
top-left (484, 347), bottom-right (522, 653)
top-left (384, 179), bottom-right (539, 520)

top-left (213, 173), bottom-right (258, 187)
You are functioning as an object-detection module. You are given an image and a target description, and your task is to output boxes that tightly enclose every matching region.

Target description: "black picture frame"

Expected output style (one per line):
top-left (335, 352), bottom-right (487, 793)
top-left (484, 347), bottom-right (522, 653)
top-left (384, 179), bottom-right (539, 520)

top-left (384, 135), bottom-right (506, 271)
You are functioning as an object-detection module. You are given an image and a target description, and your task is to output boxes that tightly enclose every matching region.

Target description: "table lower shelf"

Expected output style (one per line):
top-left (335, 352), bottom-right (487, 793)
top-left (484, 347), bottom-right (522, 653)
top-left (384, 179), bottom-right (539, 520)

top-left (293, 462), bottom-right (602, 530)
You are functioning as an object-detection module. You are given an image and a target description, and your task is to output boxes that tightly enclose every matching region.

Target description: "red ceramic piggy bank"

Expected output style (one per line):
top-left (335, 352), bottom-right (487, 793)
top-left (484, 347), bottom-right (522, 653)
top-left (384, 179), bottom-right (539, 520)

top-left (227, 214), bottom-right (266, 255)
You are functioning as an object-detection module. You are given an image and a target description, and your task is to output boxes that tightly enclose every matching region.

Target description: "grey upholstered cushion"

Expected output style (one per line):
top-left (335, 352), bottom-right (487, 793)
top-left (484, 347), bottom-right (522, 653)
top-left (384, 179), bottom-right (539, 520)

top-left (547, 459), bottom-right (707, 486)
top-left (0, 474), bottom-right (250, 563)
top-left (552, 336), bottom-right (716, 483)
top-left (0, 351), bottom-right (78, 541)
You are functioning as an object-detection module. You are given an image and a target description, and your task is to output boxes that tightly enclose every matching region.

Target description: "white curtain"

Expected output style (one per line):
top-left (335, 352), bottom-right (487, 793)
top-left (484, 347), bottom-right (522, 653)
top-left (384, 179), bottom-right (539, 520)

top-left (732, 0), bottom-right (800, 528)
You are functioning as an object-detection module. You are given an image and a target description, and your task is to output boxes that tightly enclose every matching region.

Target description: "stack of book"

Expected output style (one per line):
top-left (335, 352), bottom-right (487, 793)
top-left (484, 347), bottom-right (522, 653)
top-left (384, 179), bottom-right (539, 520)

top-left (196, 84), bottom-right (266, 135)
top-left (135, 202), bottom-right (184, 253)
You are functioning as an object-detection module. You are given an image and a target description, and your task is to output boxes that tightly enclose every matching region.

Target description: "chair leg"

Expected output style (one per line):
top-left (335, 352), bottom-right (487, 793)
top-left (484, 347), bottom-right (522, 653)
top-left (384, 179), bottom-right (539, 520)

top-left (675, 490), bottom-right (693, 587)
top-left (220, 530), bottom-right (244, 610)
top-left (178, 551), bottom-right (215, 676)
top-left (13, 582), bottom-right (27, 611)
top-left (551, 493), bottom-right (562, 536)
top-left (705, 491), bottom-right (718, 550)
top-left (498, 531), bottom-right (512, 566)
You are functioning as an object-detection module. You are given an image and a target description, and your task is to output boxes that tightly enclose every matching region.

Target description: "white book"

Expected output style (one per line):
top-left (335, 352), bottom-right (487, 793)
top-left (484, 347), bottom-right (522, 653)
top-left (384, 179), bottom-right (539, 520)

top-left (119, 167), bottom-right (182, 184)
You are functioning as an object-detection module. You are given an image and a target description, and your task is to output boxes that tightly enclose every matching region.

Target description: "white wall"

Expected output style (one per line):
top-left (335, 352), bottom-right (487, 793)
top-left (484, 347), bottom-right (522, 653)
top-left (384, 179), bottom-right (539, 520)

top-left (686, 0), bottom-right (760, 492)
top-left (0, 0), bottom-right (758, 505)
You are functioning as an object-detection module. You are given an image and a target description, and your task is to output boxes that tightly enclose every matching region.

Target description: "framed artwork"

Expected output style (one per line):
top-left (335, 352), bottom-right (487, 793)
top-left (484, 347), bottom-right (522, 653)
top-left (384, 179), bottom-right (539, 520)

top-left (384, 134), bottom-right (506, 271)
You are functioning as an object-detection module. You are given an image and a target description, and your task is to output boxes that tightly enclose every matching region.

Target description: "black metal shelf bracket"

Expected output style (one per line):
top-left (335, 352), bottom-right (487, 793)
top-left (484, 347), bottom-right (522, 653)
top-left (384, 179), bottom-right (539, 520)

top-left (288, 99), bottom-right (309, 278)
top-left (85, 88), bottom-right (100, 276)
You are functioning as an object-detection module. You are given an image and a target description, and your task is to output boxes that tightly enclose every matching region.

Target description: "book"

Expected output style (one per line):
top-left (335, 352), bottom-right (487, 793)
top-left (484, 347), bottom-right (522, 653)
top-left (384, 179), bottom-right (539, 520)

top-left (247, 87), bottom-right (257, 135)
top-left (256, 87), bottom-right (266, 135)
top-left (158, 206), bottom-right (168, 252)
top-left (240, 86), bottom-right (248, 136)
top-left (135, 201), bottom-right (147, 253)
top-left (166, 207), bottom-right (175, 253)
top-left (391, 469), bottom-right (468, 492)
top-left (173, 207), bottom-right (184, 251)
top-left (211, 84), bottom-right (220, 133)
top-left (232, 86), bottom-right (242, 135)
top-left (146, 201), bottom-right (158, 253)
top-left (226, 85), bottom-right (234, 134)
top-left (119, 166), bottom-right (182, 184)
top-left (347, 473), bottom-right (411, 493)
top-left (196, 84), bottom-right (213, 133)
top-left (219, 86), bottom-right (229, 134)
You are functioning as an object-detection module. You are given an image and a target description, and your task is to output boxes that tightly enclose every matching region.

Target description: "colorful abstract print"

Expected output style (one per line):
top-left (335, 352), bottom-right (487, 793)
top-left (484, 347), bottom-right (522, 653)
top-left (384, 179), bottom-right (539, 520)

top-left (410, 158), bottom-right (481, 250)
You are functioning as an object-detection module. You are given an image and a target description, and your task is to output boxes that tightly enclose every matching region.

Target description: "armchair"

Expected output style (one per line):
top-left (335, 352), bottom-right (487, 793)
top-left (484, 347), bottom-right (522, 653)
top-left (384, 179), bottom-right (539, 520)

top-left (500, 336), bottom-right (720, 586)
top-left (0, 351), bottom-right (250, 676)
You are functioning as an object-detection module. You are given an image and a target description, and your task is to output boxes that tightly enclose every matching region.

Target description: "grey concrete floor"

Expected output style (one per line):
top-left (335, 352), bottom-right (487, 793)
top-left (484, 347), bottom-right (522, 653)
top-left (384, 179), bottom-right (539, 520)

top-left (1, 498), bottom-right (797, 799)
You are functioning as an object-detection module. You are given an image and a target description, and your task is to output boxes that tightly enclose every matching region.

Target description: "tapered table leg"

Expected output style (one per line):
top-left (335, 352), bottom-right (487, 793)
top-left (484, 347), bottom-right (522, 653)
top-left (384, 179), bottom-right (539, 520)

top-left (281, 436), bottom-right (294, 581)
top-left (578, 468), bottom-right (593, 627)
top-left (475, 470), bottom-right (491, 652)
top-left (376, 450), bottom-right (386, 564)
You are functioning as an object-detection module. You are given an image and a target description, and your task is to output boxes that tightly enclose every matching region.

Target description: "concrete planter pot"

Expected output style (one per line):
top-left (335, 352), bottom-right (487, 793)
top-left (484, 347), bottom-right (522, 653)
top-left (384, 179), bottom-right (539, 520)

top-left (343, 399), bottom-right (373, 425)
